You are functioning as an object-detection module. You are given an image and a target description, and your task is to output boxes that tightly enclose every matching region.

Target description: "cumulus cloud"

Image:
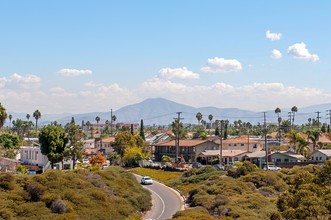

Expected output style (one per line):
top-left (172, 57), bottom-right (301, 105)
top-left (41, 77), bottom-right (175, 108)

top-left (201, 57), bottom-right (242, 73)
top-left (84, 81), bottom-right (103, 87)
top-left (287, 42), bottom-right (319, 62)
top-left (57, 68), bottom-right (92, 76)
top-left (271, 49), bottom-right (282, 59)
top-left (266, 30), bottom-right (282, 41)
top-left (158, 67), bottom-right (199, 80)
top-left (0, 73), bottom-right (40, 89)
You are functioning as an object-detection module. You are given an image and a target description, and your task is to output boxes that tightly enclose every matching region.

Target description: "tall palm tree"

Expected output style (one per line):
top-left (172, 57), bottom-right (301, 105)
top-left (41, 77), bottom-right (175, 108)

top-left (33, 110), bottom-right (41, 132)
top-left (196, 112), bottom-right (202, 126)
top-left (26, 113), bottom-right (30, 121)
top-left (95, 116), bottom-right (100, 133)
top-left (275, 107), bottom-right (281, 141)
top-left (291, 106), bottom-right (298, 130)
top-left (8, 114), bottom-right (12, 129)
top-left (208, 114), bottom-right (213, 135)
top-left (0, 102), bottom-right (7, 130)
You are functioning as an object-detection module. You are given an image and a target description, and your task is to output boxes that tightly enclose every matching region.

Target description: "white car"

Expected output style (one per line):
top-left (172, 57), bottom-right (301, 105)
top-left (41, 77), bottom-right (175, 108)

top-left (263, 165), bottom-right (281, 171)
top-left (141, 176), bottom-right (153, 185)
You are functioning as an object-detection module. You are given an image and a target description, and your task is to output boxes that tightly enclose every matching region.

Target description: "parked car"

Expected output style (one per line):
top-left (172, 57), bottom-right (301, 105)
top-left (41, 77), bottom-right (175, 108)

top-left (212, 164), bottom-right (225, 170)
top-left (192, 162), bottom-right (204, 168)
top-left (263, 165), bottom-right (281, 171)
top-left (141, 176), bottom-right (153, 185)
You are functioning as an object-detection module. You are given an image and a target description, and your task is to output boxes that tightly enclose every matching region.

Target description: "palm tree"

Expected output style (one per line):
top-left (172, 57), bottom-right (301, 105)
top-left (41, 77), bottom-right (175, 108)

top-left (111, 115), bottom-right (117, 134)
top-left (306, 129), bottom-right (321, 152)
top-left (8, 114), bottom-right (12, 129)
top-left (33, 110), bottom-right (41, 132)
top-left (208, 114), bottom-right (213, 134)
top-left (196, 112), bottom-right (202, 126)
top-left (0, 102), bottom-right (7, 130)
top-left (26, 113), bottom-right (30, 121)
top-left (275, 107), bottom-right (281, 141)
top-left (291, 106), bottom-right (298, 130)
top-left (296, 138), bottom-right (310, 157)
top-left (95, 116), bottom-right (100, 133)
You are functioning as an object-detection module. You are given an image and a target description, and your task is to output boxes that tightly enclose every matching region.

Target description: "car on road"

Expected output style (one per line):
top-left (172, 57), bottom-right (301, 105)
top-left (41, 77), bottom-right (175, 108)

top-left (141, 176), bottom-right (153, 185)
top-left (263, 165), bottom-right (281, 171)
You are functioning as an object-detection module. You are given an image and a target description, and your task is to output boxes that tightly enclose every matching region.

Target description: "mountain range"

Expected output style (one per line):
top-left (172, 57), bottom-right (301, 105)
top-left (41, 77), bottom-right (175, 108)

top-left (7, 98), bottom-right (331, 126)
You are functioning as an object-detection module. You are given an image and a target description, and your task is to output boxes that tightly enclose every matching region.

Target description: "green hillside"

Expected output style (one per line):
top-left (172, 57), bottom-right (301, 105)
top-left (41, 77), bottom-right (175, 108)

top-left (0, 167), bottom-right (151, 220)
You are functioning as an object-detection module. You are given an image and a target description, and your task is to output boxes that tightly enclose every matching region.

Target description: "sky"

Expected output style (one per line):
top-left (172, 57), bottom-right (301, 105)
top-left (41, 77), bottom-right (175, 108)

top-left (1, 1), bottom-right (331, 115)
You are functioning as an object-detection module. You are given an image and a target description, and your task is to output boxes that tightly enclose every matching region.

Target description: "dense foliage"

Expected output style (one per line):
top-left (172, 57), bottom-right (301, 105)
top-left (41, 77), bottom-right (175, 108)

top-left (0, 166), bottom-right (151, 219)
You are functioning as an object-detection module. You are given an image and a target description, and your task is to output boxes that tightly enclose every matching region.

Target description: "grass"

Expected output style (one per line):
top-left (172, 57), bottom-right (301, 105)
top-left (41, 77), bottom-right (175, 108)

top-left (129, 167), bottom-right (183, 186)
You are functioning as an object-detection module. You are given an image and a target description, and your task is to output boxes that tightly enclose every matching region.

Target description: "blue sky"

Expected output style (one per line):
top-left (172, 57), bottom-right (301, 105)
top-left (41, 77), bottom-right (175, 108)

top-left (1, 1), bottom-right (330, 114)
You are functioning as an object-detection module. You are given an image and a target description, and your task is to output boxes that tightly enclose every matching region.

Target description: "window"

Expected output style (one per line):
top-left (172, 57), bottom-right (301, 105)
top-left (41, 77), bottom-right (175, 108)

top-left (241, 144), bottom-right (244, 146)
top-left (234, 144), bottom-right (237, 146)
top-left (320, 157), bottom-right (322, 160)
top-left (277, 159), bottom-right (282, 162)
top-left (253, 144), bottom-right (257, 148)
top-left (284, 159), bottom-right (289, 162)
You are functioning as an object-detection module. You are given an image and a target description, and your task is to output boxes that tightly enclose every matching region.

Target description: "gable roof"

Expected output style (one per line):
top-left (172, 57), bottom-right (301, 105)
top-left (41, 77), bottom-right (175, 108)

top-left (154, 139), bottom-right (213, 147)
top-left (313, 149), bottom-right (331, 157)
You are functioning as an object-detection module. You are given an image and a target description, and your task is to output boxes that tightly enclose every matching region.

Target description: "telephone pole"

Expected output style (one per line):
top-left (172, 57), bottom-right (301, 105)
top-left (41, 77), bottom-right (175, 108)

top-left (110, 108), bottom-right (113, 135)
top-left (263, 112), bottom-right (268, 168)
top-left (174, 112), bottom-right (183, 164)
top-left (327, 110), bottom-right (331, 132)
top-left (315, 111), bottom-right (321, 128)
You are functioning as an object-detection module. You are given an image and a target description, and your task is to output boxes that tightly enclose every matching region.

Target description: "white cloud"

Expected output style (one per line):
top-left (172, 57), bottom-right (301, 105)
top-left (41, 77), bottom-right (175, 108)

top-left (57, 68), bottom-right (93, 76)
top-left (266, 30), bottom-right (282, 41)
top-left (84, 81), bottom-right (103, 87)
top-left (0, 73), bottom-right (40, 89)
top-left (201, 57), bottom-right (242, 73)
top-left (271, 49), bottom-right (282, 59)
top-left (158, 67), bottom-right (199, 80)
top-left (287, 42), bottom-right (319, 62)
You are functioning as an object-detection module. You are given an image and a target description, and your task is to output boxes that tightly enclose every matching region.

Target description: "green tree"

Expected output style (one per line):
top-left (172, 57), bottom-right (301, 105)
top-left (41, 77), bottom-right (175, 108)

top-left (8, 114), bottom-right (12, 129)
top-left (39, 125), bottom-right (68, 169)
top-left (171, 119), bottom-right (187, 139)
top-left (95, 116), bottom-right (100, 133)
top-left (196, 112), bottom-right (202, 126)
top-left (0, 133), bottom-right (20, 150)
top-left (122, 146), bottom-right (143, 167)
top-left (140, 119), bottom-right (145, 140)
top-left (65, 122), bottom-right (85, 169)
top-left (33, 110), bottom-right (41, 132)
top-left (114, 131), bottom-right (136, 164)
top-left (208, 114), bottom-right (213, 135)
top-left (275, 107), bottom-right (281, 141)
top-left (306, 129), bottom-right (321, 151)
top-left (0, 102), bottom-right (7, 130)
top-left (291, 106), bottom-right (298, 129)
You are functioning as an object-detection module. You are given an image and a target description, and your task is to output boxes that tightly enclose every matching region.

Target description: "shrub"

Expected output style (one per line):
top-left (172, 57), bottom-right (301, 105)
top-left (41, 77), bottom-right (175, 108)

top-left (0, 172), bottom-right (15, 190)
top-left (26, 181), bottom-right (45, 201)
top-left (50, 199), bottom-right (68, 214)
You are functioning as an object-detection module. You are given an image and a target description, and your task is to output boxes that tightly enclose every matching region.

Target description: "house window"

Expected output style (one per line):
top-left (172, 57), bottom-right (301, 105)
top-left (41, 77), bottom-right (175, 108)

top-left (234, 144), bottom-right (237, 146)
top-left (284, 159), bottom-right (289, 162)
top-left (253, 144), bottom-right (257, 148)
top-left (316, 157), bottom-right (318, 160)
top-left (241, 144), bottom-right (244, 146)
top-left (320, 157), bottom-right (322, 160)
top-left (311, 156), bottom-right (314, 160)
top-left (277, 159), bottom-right (282, 162)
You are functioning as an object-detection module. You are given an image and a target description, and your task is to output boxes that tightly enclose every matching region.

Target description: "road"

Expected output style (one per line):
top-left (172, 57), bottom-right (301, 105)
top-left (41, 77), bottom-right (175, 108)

top-left (134, 175), bottom-right (184, 220)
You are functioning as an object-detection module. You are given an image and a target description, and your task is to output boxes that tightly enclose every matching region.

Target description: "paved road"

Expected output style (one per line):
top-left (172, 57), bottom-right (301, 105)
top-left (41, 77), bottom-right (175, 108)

top-left (134, 175), bottom-right (184, 220)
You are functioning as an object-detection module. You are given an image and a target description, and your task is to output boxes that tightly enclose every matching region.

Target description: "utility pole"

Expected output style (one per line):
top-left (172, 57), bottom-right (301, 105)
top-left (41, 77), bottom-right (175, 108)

top-left (110, 109), bottom-right (113, 136)
top-left (315, 111), bottom-right (321, 128)
top-left (174, 112), bottom-right (183, 164)
top-left (219, 120), bottom-right (224, 166)
top-left (263, 112), bottom-right (268, 169)
top-left (327, 110), bottom-right (331, 132)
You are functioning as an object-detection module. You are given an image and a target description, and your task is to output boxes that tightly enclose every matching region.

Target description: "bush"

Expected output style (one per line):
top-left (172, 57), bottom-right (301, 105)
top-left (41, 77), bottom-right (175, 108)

top-left (0, 172), bottom-right (15, 190)
top-left (50, 199), bottom-right (68, 214)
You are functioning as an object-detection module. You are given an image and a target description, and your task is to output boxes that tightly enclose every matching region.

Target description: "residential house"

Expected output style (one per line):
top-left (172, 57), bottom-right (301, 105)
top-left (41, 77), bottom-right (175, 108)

top-left (95, 137), bottom-right (115, 155)
top-left (271, 151), bottom-right (306, 163)
top-left (310, 149), bottom-right (331, 162)
top-left (243, 151), bottom-right (267, 168)
top-left (153, 139), bottom-right (219, 162)
top-left (214, 135), bottom-right (263, 152)
top-left (198, 149), bottom-right (247, 164)
top-left (20, 145), bottom-right (74, 171)
top-left (0, 157), bottom-right (20, 172)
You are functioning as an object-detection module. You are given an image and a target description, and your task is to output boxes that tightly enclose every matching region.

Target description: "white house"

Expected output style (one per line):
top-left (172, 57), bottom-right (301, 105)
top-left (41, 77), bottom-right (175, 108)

top-left (310, 149), bottom-right (331, 162)
top-left (20, 145), bottom-right (74, 171)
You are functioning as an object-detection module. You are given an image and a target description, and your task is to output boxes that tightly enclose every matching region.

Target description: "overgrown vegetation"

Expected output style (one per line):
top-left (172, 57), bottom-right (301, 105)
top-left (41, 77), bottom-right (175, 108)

top-left (0, 166), bottom-right (151, 219)
top-left (132, 161), bottom-right (331, 219)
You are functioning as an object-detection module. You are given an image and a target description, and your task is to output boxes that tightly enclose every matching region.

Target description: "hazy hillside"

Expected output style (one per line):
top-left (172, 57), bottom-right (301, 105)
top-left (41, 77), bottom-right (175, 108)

top-left (6, 98), bottom-right (331, 126)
